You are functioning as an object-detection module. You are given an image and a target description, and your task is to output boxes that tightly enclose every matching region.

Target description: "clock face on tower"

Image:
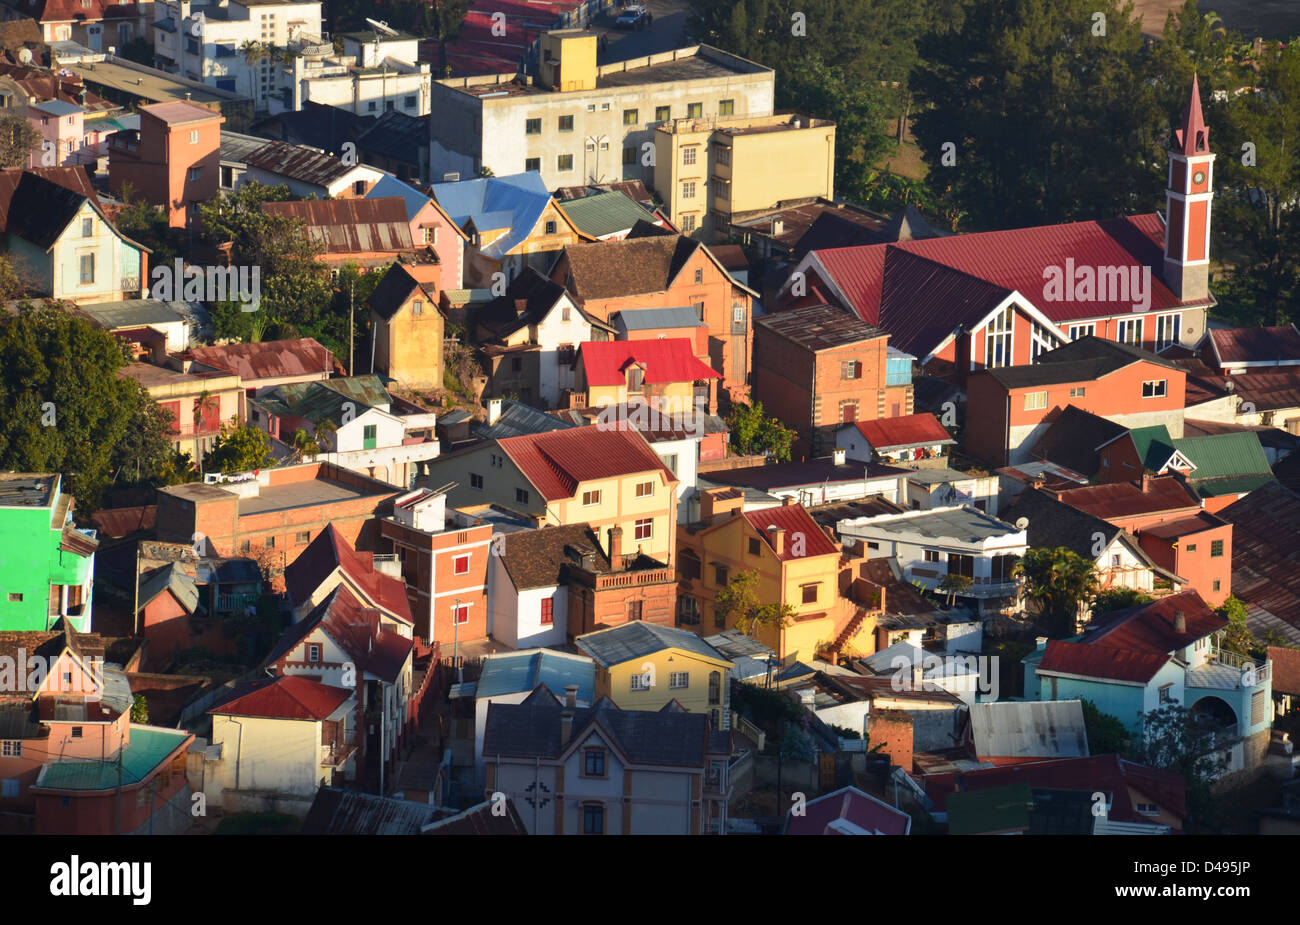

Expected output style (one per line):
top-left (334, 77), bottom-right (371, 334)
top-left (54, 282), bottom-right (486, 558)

top-left (1193, 170), bottom-right (1206, 185)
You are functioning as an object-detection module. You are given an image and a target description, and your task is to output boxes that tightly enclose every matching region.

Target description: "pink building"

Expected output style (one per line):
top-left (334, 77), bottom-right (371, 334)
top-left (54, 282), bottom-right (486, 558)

top-left (108, 100), bottom-right (223, 230)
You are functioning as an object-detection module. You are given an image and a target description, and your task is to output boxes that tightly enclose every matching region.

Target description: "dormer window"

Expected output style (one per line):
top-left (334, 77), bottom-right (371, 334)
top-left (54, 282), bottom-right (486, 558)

top-left (627, 366), bottom-right (643, 393)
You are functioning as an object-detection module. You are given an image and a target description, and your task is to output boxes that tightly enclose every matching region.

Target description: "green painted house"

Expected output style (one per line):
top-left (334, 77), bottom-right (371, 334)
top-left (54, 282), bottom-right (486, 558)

top-left (0, 473), bottom-right (98, 632)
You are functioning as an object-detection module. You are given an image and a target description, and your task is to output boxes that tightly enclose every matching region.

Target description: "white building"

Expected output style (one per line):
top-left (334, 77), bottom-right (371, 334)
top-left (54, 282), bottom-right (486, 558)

top-left (903, 468), bottom-right (1002, 516)
top-left (286, 27), bottom-right (431, 117)
top-left (838, 506), bottom-right (1028, 614)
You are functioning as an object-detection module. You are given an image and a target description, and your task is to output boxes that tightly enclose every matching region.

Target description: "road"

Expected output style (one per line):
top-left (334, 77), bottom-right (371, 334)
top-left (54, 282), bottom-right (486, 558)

top-left (584, 0), bottom-right (693, 66)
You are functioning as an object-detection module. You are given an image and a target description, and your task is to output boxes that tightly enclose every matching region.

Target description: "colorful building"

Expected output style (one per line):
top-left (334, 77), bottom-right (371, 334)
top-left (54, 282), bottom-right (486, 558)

top-left (0, 474), bottom-right (97, 633)
top-left (368, 261), bottom-right (444, 390)
top-left (574, 337), bottom-right (720, 413)
top-left (108, 100), bottom-right (223, 230)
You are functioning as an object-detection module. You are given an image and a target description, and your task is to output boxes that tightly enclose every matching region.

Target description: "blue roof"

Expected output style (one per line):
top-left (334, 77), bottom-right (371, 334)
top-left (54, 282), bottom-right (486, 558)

top-left (431, 172), bottom-right (552, 259)
top-left (366, 174), bottom-right (432, 224)
top-left (613, 306), bottom-right (702, 331)
top-left (475, 650), bottom-right (596, 702)
top-left (31, 99), bottom-right (82, 117)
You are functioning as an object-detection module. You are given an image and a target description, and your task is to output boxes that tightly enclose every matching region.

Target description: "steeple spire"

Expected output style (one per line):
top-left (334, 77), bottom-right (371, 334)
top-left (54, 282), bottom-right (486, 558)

top-left (1174, 74), bottom-right (1210, 156)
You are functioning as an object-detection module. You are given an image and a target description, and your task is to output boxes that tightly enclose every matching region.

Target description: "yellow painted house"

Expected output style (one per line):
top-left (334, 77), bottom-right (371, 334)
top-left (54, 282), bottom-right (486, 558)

top-left (574, 337), bottom-right (720, 414)
top-left (575, 621), bottom-right (734, 730)
top-left (676, 489), bottom-right (877, 662)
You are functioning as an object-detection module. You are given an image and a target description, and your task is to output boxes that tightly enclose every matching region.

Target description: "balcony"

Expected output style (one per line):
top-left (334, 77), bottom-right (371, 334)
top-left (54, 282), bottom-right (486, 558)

top-left (1187, 649), bottom-right (1270, 691)
top-left (320, 741), bottom-right (357, 768)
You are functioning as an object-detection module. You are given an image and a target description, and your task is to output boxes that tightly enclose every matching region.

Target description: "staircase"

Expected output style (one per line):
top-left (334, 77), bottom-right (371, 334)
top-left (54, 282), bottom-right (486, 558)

top-left (827, 607), bottom-right (870, 665)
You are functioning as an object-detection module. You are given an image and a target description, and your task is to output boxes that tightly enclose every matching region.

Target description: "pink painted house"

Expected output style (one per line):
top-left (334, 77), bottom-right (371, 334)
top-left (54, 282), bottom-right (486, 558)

top-left (366, 174), bottom-right (468, 290)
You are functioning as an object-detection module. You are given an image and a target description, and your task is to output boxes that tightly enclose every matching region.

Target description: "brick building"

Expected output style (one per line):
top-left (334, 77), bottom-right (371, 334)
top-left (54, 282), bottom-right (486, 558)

top-left (752, 303), bottom-right (914, 459)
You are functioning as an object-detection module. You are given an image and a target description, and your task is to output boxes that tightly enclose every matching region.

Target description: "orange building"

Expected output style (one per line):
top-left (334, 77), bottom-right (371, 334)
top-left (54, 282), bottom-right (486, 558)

top-left (108, 100), bottom-right (222, 231)
top-left (753, 303), bottom-right (914, 458)
top-left (550, 231), bottom-right (757, 405)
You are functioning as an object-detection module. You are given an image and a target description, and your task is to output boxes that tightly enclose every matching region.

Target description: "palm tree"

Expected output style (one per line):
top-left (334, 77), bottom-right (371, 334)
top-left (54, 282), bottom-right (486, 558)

top-left (313, 417), bottom-right (337, 454)
top-left (240, 40), bottom-right (267, 108)
top-left (290, 428), bottom-right (321, 461)
top-left (1013, 547), bottom-right (1099, 638)
top-left (938, 573), bottom-right (973, 608)
top-left (192, 390), bottom-right (218, 475)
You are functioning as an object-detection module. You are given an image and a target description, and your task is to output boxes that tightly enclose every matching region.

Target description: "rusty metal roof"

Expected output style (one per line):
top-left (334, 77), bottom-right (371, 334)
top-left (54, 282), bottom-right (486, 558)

top-left (187, 337), bottom-right (332, 382)
top-left (263, 198), bottom-right (414, 255)
top-left (244, 139), bottom-right (355, 187)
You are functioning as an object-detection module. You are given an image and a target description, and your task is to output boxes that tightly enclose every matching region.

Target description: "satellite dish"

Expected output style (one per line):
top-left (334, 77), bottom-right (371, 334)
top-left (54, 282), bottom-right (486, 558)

top-left (17, 48), bottom-right (32, 65)
top-left (1014, 517), bottom-right (1029, 530)
top-left (365, 18), bottom-right (399, 36)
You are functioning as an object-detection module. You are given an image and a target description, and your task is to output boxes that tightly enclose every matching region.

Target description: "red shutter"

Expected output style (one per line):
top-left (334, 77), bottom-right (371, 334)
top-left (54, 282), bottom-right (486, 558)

top-left (540, 598), bottom-right (554, 625)
top-left (162, 401), bottom-right (181, 435)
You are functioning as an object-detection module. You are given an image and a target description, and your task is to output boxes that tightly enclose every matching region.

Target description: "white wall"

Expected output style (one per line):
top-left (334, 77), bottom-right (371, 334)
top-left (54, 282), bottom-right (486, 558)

top-left (212, 714), bottom-right (322, 797)
top-left (906, 475), bottom-right (1000, 516)
top-left (535, 291), bottom-right (591, 408)
top-left (486, 554), bottom-right (566, 649)
top-left (653, 436), bottom-right (699, 523)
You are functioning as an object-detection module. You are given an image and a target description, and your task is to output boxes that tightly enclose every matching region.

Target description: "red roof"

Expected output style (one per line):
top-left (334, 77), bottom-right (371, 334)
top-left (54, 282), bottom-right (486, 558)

top-left (852, 413), bottom-right (954, 452)
top-left (498, 428), bottom-right (676, 502)
top-left (270, 585), bottom-right (412, 684)
top-left (89, 504), bottom-right (156, 539)
top-left (806, 212), bottom-right (1203, 338)
top-left (1039, 640), bottom-right (1170, 683)
top-left (211, 675), bottom-right (351, 721)
top-left (1053, 477), bottom-right (1199, 523)
top-left (1208, 325), bottom-right (1300, 367)
top-left (742, 503), bottom-right (839, 561)
top-left (578, 338), bottom-right (719, 387)
top-left (925, 754), bottom-right (1186, 821)
top-left (785, 785), bottom-right (911, 835)
top-left (1267, 646), bottom-right (1300, 696)
top-left (1176, 74), bottom-right (1209, 157)
top-left (188, 338), bottom-right (332, 383)
top-left (284, 525), bottom-right (412, 625)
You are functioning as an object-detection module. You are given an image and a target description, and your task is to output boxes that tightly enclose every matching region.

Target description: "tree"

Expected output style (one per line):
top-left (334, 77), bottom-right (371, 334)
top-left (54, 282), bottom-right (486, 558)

top-left (1080, 699), bottom-right (1129, 755)
top-left (1127, 700), bottom-right (1229, 825)
top-left (130, 694), bottom-right (149, 724)
top-left (0, 254), bottom-right (25, 301)
top-left (725, 401), bottom-right (796, 461)
top-left (1091, 587), bottom-right (1154, 618)
top-left (112, 382), bottom-right (181, 487)
top-left (714, 569), bottom-right (795, 639)
top-left (290, 428), bottom-right (322, 460)
top-left (204, 418), bottom-right (274, 475)
top-left (0, 112), bottom-right (40, 169)
top-left (937, 572), bottom-right (973, 606)
top-left (119, 36), bottom-right (155, 67)
top-left (1014, 546), bottom-right (1099, 638)
top-left (1216, 596), bottom-right (1256, 657)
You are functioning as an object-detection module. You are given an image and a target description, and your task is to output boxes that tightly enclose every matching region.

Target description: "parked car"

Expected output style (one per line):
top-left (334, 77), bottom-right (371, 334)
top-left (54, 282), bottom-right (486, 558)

top-left (1271, 730), bottom-right (1294, 756)
top-left (616, 5), bottom-right (648, 29)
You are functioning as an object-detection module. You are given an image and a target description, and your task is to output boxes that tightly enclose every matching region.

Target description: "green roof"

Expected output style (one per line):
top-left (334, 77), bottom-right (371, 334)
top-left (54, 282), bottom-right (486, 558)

top-left (35, 726), bottom-right (191, 792)
top-left (556, 192), bottom-right (657, 239)
top-left (1127, 425), bottom-right (1174, 471)
top-left (322, 375), bottom-right (391, 409)
top-left (254, 378), bottom-right (389, 426)
top-left (1171, 432), bottom-right (1272, 483)
top-left (946, 783), bottom-right (1033, 834)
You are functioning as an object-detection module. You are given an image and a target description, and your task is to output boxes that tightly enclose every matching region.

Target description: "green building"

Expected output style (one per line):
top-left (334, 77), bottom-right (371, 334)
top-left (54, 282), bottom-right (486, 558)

top-left (0, 474), bottom-right (97, 632)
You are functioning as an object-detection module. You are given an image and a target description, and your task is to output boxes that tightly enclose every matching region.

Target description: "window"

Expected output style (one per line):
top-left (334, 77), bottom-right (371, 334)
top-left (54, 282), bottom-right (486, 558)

top-left (558, 115), bottom-right (574, 132)
top-left (71, 727), bottom-right (83, 739)
top-left (601, 103), bottom-right (609, 111)
top-left (840, 402), bottom-right (858, 423)
top-left (659, 453), bottom-right (678, 475)
top-left (544, 220), bottom-right (557, 235)
top-left (540, 597), bottom-right (553, 625)
top-left (363, 424), bottom-right (377, 448)
top-left (679, 595), bottom-right (700, 624)
top-left (708, 671), bottom-right (721, 705)
top-left (694, 268), bottom-right (704, 284)
top-left (682, 214), bottom-right (696, 234)
top-left (948, 553), bottom-right (975, 578)
top-left (732, 305), bottom-right (744, 324)
top-left (240, 540), bottom-right (251, 553)
top-left (1069, 387), bottom-right (1086, 398)
top-left (1024, 391), bottom-right (1048, 411)
top-left (1, 740), bottom-right (20, 758)
top-left (630, 673), bottom-right (650, 692)
top-left (582, 489), bottom-right (602, 506)
top-left (749, 537), bottom-right (761, 556)
top-left (1110, 553), bottom-right (1122, 568)
top-left (453, 554), bottom-right (470, 575)
top-left (188, 166), bottom-right (201, 182)
top-left (265, 536), bottom-right (275, 549)
top-left (627, 599), bottom-right (642, 621)
top-left (715, 145), bottom-right (730, 166)
top-left (687, 102), bottom-right (702, 119)
top-left (1069, 323), bottom-right (1096, 340)
top-left (683, 146), bottom-right (697, 166)
top-left (561, 307), bottom-right (571, 322)
top-left (713, 564), bottom-right (728, 586)
top-left (692, 300), bottom-right (705, 321)
top-left (189, 129), bottom-right (199, 144)
top-left (79, 253), bottom-right (94, 285)
top-left (923, 549), bottom-right (940, 563)
top-left (622, 146), bottom-right (636, 165)
top-left (404, 95), bottom-right (416, 109)
top-left (1156, 313), bottom-right (1181, 350)
top-left (1142, 379), bottom-right (1168, 398)
top-left (412, 301), bottom-right (423, 316)
top-left (1213, 579), bottom-right (1221, 592)
top-left (470, 473), bottom-right (484, 490)
top-left (1159, 683), bottom-right (1173, 704)
top-left (1211, 539), bottom-right (1224, 558)
top-left (623, 108), bottom-right (638, 125)
top-left (584, 749), bottom-right (606, 776)
top-left (635, 480), bottom-right (654, 498)
top-left (523, 157), bottom-right (542, 174)
top-left (557, 154), bottom-right (574, 171)
top-left (307, 644), bottom-right (321, 663)
top-left (525, 118), bottom-right (541, 135)
top-left (1118, 318), bottom-right (1143, 345)
top-left (583, 804), bottom-right (604, 834)
top-left (295, 531), bottom-right (310, 545)
top-left (81, 218), bottom-right (93, 237)
top-left (655, 105), bottom-right (670, 122)
top-left (515, 488), bottom-right (530, 504)
top-left (719, 99), bottom-right (734, 116)
top-left (423, 226), bottom-right (438, 245)
top-left (670, 672), bottom-right (689, 689)
top-left (511, 357), bottom-right (522, 372)
top-left (841, 360), bottom-right (862, 380)
top-left (6, 593), bottom-right (20, 603)
top-left (801, 584), bottom-right (818, 605)
top-left (682, 180), bottom-right (696, 199)
top-left (634, 518), bottom-right (653, 541)
top-left (1135, 802), bottom-right (1159, 816)
top-left (985, 306), bottom-right (1013, 367)
top-left (1186, 544), bottom-right (1197, 552)
top-left (1, 779), bottom-right (16, 798)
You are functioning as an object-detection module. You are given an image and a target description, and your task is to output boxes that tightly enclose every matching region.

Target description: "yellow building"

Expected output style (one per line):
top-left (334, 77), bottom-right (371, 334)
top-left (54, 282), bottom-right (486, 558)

top-left (575, 622), bottom-right (734, 729)
top-left (676, 490), bottom-right (876, 662)
top-left (368, 261), bottom-right (443, 389)
top-left (653, 113), bottom-right (836, 240)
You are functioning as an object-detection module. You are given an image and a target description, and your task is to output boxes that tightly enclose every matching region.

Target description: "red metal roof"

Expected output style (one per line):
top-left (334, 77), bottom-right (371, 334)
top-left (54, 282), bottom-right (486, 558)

top-left (89, 504), bottom-right (156, 539)
top-left (1218, 482), bottom-right (1300, 631)
top-left (1039, 639), bottom-right (1170, 683)
top-left (785, 785), bottom-right (911, 835)
top-left (742, 503), bottom-right (839, 561)
top-left (210, 675), bottom-right (351, 721)
top-left (1268, 646), bottom-right (1300, 696)
top-left (284, 524), bottom-right (413, 624)
top-left (187, 337), bottom-right (332, 383)
top-left (263, 198), bottom-right (414, 255)
top-left (1175, 74), bottom-right (1209, 157)
top-left (1084, 590), bottom-right (1225, 654)
top-left (1208, 325), bottom-right (1300, 367)
top-left (808, 212), bottom-right (1202, 335)
top-left (1052, 477), bottom-right (1200, 523)
top-left (852, 413), bottom-right (954, 452)
top-left (498, 427), bottom-right (676, 502)
top-left (579, 338), bottom-right (719, 387)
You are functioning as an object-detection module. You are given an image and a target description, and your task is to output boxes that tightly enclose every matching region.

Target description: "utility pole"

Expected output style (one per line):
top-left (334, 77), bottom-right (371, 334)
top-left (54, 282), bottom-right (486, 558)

top-left (452, 597), bottom-right (462, 683)
top-left (132, 544), bottom-right (141, 636)
top-left (348, 277), bottom-right (355, 375)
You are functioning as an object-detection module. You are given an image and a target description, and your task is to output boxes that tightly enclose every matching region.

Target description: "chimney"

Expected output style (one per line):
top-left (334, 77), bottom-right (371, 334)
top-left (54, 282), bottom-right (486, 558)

top-left (607, 524), bottom-right (623, 566)
top-left (487, 398), bottom-right (502, 425)
top-left (771, 218), bottom-right (784, 236)
top-left (783, 495), bottom-right (797, 506)
top-left (1173, 610), bottom-right (1186, 634)
top-left (700, 487), bottom-right (743, 520)
top-left (767, 524), bottom-right (785, 556)
top-left (1141, 471), bottom-right (1152, 492)
top-left (564, 684), bottom-right (578, 709)
top-left (833, 447), bottom-right (847, 466)
top-left (561, 706), bottom-right (574, 742)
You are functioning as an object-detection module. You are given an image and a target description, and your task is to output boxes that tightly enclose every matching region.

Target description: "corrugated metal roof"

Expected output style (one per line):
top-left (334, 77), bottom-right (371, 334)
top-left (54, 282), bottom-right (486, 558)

top-left (579, 338), bottom-right (719, 387)
top-left (263, 198), bottom-right (414, 255)
top-left (575, 622), bottom-right (727, 668)
top-left (431, 172), bottom-right (552, 259)
top-left (188, 337), bottom-right (332, 382)
top-left (1210, 324), bottom-right (1300, 366)
top-left (612, 306), bottom-right (703, 331)
top-left (1054, 476), bottom-right (1199, 522)
top-left (969, 701), bottom-right (1089, 761)
top-left (498, 426), bottom-right (674, 502)
top-left (303, 787), bottom-right (435, 835)
top-left (475, 649), bottom-right (595, 701)
top-left (1038, 639), bottom-right (1170, 683)
top-left (755, 302), bottom-right (886, 351)
top-left (244, 139), bottom-right (354, 187)
top-left (743, 503), bottom-right (839, 561)
top-left (1219, 482), bottom-right (1300, 630)
top-left (33, 726), bottom-right (192, 792)
top-left (852, 413), bottom-right (953, 452)
top-left (557, 190), bottom-right (657, 239)
top-left (210, 675), bottom-right (351, 721)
